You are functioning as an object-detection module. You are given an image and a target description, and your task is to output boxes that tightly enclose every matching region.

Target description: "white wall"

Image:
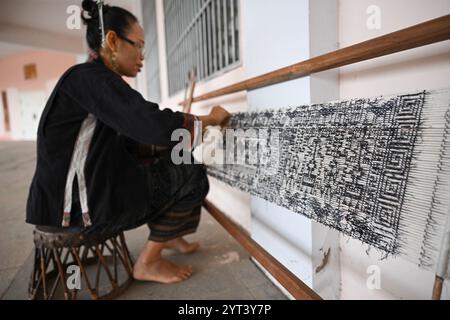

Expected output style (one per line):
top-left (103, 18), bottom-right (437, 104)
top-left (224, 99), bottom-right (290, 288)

top-left (17, 90), bottom-right (46, 140)
top-left (0, 88), bottom-right (48, 141)
top-left (338, 0), bottom-right (450, 300)
top-left (241, 0), bottom-right (340, 300)
top-left (5, 88), bottom-right (21, 140)
top-left (1, 77), bottom-right (57, 141)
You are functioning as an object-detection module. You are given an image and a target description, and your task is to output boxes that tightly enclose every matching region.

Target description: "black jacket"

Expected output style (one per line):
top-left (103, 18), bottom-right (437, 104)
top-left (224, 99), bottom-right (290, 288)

top-left (26, 58), bottom-right (197, 228)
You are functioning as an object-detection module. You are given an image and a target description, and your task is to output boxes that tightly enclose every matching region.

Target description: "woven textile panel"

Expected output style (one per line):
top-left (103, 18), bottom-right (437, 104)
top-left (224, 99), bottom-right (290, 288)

top-left (206, 89), bottom-right (450, 270)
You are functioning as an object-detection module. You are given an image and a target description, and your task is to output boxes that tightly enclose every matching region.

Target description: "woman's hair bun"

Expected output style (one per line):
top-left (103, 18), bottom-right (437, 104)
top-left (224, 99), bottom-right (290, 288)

top-left (81, 0), bottom-right (100, 23)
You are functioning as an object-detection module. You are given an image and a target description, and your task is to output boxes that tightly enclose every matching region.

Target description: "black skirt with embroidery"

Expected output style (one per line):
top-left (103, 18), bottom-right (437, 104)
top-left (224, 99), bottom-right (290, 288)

top-left (70, 148), bottom-right (209, 242)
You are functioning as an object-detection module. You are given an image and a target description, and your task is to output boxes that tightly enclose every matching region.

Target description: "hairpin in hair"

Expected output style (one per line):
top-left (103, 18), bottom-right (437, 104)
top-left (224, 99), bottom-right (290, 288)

top-left (95, 0), bottom-right (106, 48)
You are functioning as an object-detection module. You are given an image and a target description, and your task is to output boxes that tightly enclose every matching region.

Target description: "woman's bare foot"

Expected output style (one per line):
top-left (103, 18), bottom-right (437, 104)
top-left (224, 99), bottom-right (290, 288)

top-left (133, 240), bottom-right (193, 284)
top-left (164, 237), bottom-right (200, 254)
top-left (133, 258), bottom-right (193, 284)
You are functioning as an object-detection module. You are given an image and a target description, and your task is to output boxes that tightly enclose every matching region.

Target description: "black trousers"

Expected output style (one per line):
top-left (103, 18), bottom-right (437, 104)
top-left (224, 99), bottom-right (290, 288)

top-left (71, 150), bottom-right (210, 242)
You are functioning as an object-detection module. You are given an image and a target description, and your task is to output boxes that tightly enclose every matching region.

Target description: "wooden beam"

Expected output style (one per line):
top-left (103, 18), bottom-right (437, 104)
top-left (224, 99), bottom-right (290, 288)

top-left (432, 275), bottom-right (444, 300)
top-left (182, 67), bottom-right (197, 114)
top-left (202, 199), bottom-right (322, 300)
top-left (180, 14), bottom-right (450, 106)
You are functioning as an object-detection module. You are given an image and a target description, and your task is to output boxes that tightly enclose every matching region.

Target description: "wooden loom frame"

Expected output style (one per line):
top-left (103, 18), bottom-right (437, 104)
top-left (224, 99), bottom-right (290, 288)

top-left (179, 14), bottom-right (450, 300)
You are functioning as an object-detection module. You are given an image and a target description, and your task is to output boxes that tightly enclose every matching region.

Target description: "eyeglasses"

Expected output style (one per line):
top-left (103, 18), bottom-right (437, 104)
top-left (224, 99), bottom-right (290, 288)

top-left (118, 35), bottom-right (145, 56)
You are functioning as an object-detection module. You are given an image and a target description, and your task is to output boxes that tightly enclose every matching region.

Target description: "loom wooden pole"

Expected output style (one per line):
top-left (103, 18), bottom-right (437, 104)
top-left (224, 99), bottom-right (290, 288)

top-left (432, 276), bottom-right (444, 300)
top-left (432, 208), bottom-right (450, 300)
top-left (182, 67), bottom-right (197, 114)
top-left (179, 14), bottom-right (450, 106)
top-left (202, 199), bottom-right (322, 300)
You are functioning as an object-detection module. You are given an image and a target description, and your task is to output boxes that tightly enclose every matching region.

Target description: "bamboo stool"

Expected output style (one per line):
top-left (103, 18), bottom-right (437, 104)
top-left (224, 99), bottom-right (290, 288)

top-left (28, 226), bottom-right (134, 300)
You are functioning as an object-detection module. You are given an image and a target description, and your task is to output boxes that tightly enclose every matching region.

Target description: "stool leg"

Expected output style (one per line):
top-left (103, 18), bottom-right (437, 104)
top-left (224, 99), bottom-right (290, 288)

top-left (39, 248), bottom-right (48, 299)
top-left (48, 249), bottom-right (62, 299)
top-left (30, 246), bottom-right (52, 300)
top-left (118, 233), bottom-right (134, 274)
top-left (95, 244), bottom-right (117, 289)
top-left (111, 236), bottom-right (133, 278)
top-left (28, 248), bottom-right (39, 300)
top-left (71, 246), bottom-right (97, 300)
top-left (53, 248), bottom-right (70, 300)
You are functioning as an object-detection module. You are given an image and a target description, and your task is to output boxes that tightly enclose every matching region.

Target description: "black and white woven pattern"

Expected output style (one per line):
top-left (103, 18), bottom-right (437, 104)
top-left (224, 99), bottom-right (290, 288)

top-left (206, 89), bottom-right (450, 269)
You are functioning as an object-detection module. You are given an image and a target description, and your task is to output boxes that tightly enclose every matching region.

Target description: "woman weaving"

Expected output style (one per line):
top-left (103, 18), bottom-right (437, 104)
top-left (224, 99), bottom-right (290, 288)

top-left (25, 0), bottom-right (231, 284)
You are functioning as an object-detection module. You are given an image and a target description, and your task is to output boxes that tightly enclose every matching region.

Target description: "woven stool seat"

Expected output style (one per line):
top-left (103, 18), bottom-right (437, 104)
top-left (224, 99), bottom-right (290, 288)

top-left (29, 226), bottom-right (134, 300)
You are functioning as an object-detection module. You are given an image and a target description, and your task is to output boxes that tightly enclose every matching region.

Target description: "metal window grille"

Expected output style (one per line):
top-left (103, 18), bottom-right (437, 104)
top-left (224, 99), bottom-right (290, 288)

top-left (164, 0), bottom-right (240, 96)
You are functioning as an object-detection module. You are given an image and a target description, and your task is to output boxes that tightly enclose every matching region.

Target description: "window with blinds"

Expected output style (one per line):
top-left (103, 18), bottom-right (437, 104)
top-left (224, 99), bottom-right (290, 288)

top-left (164, 0), bottom-right (240, 96)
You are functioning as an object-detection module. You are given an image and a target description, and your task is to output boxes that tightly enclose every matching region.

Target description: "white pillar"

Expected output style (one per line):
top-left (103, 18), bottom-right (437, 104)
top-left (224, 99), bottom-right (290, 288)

top-left (155, 0), bottom-right (170, 102)
top-left (241, 0), bottom-right (340, 299)
top-left (131, 0), bottom-right (149, 99)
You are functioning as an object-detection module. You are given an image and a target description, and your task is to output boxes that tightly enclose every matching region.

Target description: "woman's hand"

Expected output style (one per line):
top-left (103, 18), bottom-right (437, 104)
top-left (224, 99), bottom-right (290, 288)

top-left (210, 105), bottom-right (231, 128)
top-left (198, 105), bottom-right (231, 129)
